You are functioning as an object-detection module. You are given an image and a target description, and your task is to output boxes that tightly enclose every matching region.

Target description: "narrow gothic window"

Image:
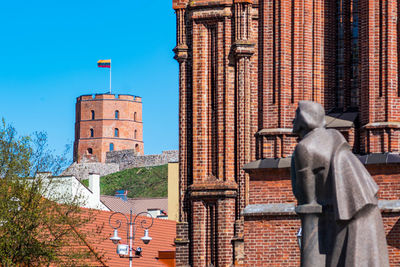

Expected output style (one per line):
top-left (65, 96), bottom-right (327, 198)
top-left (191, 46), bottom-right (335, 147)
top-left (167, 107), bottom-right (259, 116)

top-left (336, 0), bottom-right (359, 108)
top-left (115, 110), bottom-right (119, 119)
top-left (109, 143), bottom-right (114, 151)
top-left (87, 148), bottom-right (93, 154)
top-left (115, 128), bottom-right (119, 137)
top-left (135, 144), bottom-right (139, 153)
top-left (336, 0), bottom-right (345, 108)
top-left (90, 129), bottom-right (94, 137)
top-left (134, 130), bottom-right (137, 139)
top-left (134, 112), bottom-right (137, 121)
top-left (91, 110), bottom-right (95, 120)
top-left (350, 0), bottom-right (359, 107)
top-left (206, 203), bottom-right (218, 265)
top-left (208, 24), bottom-right (218, 178)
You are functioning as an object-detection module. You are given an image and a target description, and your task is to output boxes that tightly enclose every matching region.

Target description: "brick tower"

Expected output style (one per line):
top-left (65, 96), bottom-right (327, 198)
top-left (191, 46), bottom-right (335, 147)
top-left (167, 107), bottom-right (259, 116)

top-left (73, 93), bottom-right (143, 163)
top-left (173, 0), bottom-right (400, 266)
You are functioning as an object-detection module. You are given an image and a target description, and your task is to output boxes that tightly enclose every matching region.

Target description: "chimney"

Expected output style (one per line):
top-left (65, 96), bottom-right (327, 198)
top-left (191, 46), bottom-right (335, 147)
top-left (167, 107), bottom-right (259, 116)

top-left (88, 173), bottom-right (100, 202)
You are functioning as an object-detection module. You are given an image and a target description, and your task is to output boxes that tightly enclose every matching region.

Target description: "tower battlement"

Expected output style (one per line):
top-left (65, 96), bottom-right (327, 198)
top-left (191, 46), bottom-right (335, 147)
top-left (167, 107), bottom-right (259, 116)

top-left (77, 93), bottom-right (142, 102)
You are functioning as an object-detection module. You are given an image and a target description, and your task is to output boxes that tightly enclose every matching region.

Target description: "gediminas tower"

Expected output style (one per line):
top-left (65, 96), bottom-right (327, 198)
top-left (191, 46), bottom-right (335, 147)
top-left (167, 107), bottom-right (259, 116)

top-left (73, 93), bottom-right (143, 163)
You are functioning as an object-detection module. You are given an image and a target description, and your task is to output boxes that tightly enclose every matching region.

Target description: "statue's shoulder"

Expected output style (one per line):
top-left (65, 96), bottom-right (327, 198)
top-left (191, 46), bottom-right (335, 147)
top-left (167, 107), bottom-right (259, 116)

top-left (294, 141), bottom-right (309, 155)
top-left (299, 128), bottom-right (331, 145)
top-left (296, 128), bottom-right (337, 155)
top-left (326, 128), bottom-right (347, 143)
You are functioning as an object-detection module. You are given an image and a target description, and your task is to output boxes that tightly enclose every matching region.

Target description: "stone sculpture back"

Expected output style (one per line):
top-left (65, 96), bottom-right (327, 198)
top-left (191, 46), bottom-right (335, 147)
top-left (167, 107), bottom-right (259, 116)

top-left (291, 101), bottom-right (389, 267)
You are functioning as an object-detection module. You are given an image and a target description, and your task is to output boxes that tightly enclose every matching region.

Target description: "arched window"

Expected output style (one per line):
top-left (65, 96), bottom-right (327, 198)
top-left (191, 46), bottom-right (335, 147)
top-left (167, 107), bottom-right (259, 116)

top-left (91, 110), bottom-right (95, 120)
top-left (134, 130), bottom-right (137, 139)
top-left (109, 143), bottom-right (114, 151)
top-left (90, 129), bottom-right (94, 137)
top-left (115, 110), bottom-right (119, 119)
top-left (134, 112), bottom-right (137, 121)
top-left (135, 144), bottom-right (139, 153)
top-left (87, 148), bottom-right (93, 154)
top-left (115, 128), bottom-right (119, 137)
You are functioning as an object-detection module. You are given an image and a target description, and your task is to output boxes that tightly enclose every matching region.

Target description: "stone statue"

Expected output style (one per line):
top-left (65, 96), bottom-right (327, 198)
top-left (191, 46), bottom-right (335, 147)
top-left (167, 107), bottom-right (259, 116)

top-left (291, 101), bottom-right (389, 267)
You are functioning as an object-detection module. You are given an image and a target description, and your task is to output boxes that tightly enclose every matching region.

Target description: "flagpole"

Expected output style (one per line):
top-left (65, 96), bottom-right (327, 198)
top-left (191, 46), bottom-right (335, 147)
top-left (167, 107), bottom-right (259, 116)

top-left (109, 59), bottom-right (112, 94)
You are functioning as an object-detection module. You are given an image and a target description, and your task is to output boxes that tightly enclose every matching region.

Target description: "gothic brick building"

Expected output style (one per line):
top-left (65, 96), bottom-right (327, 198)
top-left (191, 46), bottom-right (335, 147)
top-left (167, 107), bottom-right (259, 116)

top-left (74, 93), bottom-right (143, 163)
top-left (173, 0), bottom-right (400, 266)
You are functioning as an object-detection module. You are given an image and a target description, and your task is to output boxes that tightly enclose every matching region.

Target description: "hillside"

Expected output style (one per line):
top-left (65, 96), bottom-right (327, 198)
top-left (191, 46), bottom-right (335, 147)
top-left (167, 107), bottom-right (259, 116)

top-left (83, 164), bottom-right (168, 198)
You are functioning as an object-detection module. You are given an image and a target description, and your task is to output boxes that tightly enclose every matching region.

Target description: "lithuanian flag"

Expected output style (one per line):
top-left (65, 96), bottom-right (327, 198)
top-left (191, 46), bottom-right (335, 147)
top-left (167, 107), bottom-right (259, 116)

top-left (97, 59), bottom-right (111, 68)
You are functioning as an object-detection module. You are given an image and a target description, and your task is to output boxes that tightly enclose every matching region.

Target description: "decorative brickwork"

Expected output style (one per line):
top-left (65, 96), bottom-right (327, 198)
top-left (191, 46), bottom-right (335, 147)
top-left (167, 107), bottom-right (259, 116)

top-left (173, 0), bottom-right (400, 266)
top-left (73, 94), bottom-right (143, 163)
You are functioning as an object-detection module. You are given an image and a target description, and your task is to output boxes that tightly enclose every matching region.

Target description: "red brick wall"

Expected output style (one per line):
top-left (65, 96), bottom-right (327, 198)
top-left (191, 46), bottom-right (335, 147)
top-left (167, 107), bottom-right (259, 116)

top-left (244, 216), bottom-right (300, 267)
top-left (369, 164), bottom-right (400, 200)
top-left (359, 0), bottom-right (400, 154)
top-left (248, 168), bottom-right (295, 205)
top-left (173, 0), bottom-right (400, 266)
top-left (247, 166), bottom-right (400, 209)
top-left (383, 214), bottom-right (400, 266)
top-left (244, 213), bottom-right (400, 267)
top-left (73, 94), bottom-right (143, 163)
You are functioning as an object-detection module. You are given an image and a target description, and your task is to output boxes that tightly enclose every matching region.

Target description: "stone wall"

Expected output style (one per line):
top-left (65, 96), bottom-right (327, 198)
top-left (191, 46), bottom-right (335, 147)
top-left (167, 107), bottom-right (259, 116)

top-left (106, 150), bottom-right (178, 170)
top-left (62, 150), bottom-right (178, 180)
top-left (62, 162), bottom-right (120, 181)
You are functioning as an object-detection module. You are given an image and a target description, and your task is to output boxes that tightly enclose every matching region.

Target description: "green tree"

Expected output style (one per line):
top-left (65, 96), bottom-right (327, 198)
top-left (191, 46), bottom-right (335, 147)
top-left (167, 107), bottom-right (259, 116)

top-left (0, 120), bottom-right (106, 266)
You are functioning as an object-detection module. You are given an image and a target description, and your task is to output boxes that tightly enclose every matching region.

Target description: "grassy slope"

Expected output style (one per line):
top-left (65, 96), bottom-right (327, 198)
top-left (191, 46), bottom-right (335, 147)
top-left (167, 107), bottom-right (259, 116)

top-left (82, 164), bottom-right (168, 198)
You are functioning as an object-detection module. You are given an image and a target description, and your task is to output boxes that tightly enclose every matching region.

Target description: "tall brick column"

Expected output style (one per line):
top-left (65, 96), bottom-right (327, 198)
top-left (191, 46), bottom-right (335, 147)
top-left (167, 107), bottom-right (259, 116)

top-left (232, 1), bottom-right (256, 264)
top-left (360, 0), bottom-right (400, 153)
top-left (173, 1), bottom-right (259, 266)
top-left (174, 3), bottom-right (191, 266)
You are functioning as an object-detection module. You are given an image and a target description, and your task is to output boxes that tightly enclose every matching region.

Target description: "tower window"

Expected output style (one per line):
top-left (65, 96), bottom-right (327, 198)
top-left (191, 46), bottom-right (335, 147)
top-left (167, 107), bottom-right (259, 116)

top-left (115, 128), bottom-right (119, 137)
top-left (91, 110), bottom-right (95, 120)
top-left (110, 143), bottom-right (114, 151)
top-left (135, 144), bottom-right (139, 153)
top-left (90, 129), bottom-right (94, 137)
top-left (134, 130), bottom-right (137, 139)
top-left (87, 148), bottom-right (93, 154)
top-left (115, 110), bottom-right (119, 119)
top-left (134, 112), bottom-right (137, 121)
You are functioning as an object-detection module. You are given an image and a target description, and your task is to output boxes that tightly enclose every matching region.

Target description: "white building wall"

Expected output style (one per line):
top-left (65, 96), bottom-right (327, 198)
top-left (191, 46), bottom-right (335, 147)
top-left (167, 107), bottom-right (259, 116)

top-left (38, 173), bottom-right (109, 211)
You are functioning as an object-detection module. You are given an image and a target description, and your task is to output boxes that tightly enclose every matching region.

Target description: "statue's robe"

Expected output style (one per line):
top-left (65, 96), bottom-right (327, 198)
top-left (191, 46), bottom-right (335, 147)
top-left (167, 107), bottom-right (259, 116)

top-left (292, 128), bottom-right (389, 267)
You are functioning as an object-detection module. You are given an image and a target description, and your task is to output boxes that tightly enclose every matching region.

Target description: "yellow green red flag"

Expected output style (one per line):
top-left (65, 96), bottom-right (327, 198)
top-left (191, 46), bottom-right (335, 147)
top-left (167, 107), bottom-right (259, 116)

top-left (97, 59), bottom-right (111, 68)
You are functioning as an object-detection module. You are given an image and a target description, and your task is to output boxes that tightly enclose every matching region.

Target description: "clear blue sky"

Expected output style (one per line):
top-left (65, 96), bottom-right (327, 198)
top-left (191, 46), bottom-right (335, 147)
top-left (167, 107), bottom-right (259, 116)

top-left (0, 0), bottom-right (178, 158)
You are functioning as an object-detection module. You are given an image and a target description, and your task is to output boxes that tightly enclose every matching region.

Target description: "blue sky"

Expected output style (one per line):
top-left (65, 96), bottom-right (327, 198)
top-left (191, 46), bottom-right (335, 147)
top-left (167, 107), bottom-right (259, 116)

top-left (0, 0), bottom-right (178, 157)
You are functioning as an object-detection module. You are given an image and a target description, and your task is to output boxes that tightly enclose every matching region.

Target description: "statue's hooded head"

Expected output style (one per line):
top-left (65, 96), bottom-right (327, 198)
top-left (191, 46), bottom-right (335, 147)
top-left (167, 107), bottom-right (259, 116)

top-left (293, 101), bottom-right (326, 137)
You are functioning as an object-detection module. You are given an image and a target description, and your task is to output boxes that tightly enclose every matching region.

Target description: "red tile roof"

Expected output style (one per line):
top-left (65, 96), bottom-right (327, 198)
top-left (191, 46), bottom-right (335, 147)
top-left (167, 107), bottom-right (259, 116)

top-left (77, 208), bottom-right (176, 266)
top-left (100, 195), bottom-right (168, 214)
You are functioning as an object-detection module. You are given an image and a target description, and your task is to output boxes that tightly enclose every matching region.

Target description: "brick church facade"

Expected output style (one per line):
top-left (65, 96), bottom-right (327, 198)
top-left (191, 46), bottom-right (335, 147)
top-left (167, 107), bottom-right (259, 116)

top-left (173, 0), bottom-right (400, 266)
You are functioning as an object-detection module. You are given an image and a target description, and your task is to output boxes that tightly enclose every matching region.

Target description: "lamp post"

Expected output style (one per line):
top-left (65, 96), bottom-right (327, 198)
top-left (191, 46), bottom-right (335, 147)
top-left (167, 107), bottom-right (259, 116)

top-left (109, 210), bottom-right (154, 267)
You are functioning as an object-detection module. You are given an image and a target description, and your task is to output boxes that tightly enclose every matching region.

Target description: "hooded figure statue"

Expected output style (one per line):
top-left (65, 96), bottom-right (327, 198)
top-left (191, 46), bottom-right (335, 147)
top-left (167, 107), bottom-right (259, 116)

top-left (291, 101), bottom-right (389, 267)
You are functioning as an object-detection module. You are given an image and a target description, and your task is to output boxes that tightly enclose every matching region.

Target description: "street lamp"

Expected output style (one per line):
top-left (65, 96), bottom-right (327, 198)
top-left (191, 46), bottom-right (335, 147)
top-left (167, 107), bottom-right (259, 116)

top-left (108, 210), bottom-right (154, 267)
